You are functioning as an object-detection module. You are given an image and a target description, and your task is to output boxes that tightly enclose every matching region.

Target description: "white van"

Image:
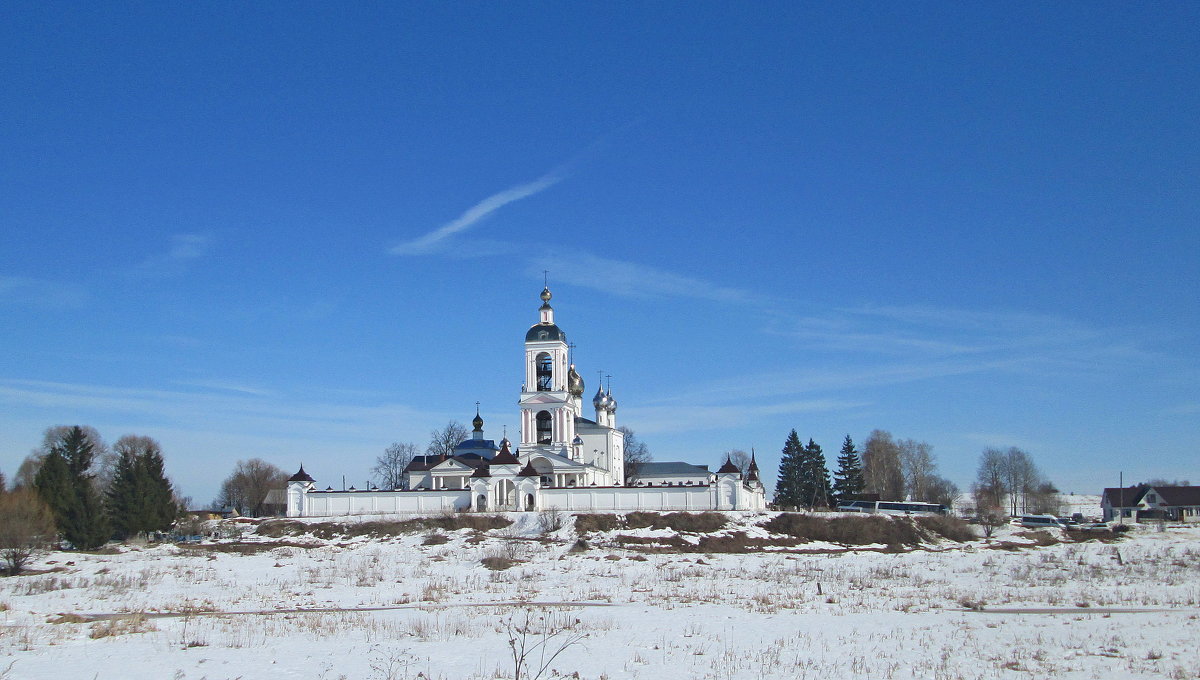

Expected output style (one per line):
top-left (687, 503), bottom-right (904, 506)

top-left (1013, 514), bottom-right (1066, 528)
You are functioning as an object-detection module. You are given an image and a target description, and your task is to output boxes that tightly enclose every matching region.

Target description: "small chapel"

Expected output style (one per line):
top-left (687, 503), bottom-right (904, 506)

top-left (286, 287), bottom-right (766, 516)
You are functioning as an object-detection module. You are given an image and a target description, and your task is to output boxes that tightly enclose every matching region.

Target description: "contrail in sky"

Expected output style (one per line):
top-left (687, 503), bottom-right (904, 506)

top-left (390, 173), bottom-right (562, 255)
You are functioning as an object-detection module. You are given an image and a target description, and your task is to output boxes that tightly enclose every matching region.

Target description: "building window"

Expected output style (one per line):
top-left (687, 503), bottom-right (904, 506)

top-left (536, 410), bottom-right (552, 444)
top-left (536, 353), bottom-right (553, 391)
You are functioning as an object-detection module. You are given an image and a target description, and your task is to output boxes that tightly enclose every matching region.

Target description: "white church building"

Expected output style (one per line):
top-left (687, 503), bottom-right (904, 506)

top-left (286, 287), bottom-right (766, 516)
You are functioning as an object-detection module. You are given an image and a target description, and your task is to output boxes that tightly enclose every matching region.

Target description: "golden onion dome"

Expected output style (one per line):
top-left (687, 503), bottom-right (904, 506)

top-left (567, 364), bottom-right (584, 398)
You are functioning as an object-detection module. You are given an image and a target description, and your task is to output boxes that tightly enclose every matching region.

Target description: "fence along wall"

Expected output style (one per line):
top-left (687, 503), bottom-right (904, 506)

top-left (540, 485), bottom-right (713, 511)
top-left (303, 490), bottom-right (470, 516)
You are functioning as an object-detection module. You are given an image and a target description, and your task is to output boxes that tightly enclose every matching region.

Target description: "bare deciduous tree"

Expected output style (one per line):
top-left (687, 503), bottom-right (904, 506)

top-left (0, 488), bottom-right (57, 575)
top-left (618, 426), bottom-right (651, 483)
top-left (373, 442), bottom-right (418, 490)
top-left (1027, 481), bottom-right (1061, 515)
top-left (725, 449), bottom-right (751, 474)
top-left (926, 475), bottom-right (960, 508)
top-left (862, 430), bottom-right (904, 501)
top-left (971, 492), bottom-right (1008, 539)
top-left (15, 425), bottom-right (112, 492)
top-left (975, 446), bottom-right (1056, 516)
top-left (898, 438), bottom-right (936, 502)
top-left (1001, 447), bottom-right (1040, 515)
top-left (504, 608), bottom-right (587, 680)
top-left (974, 448), bottom-right (1008, 515)
top-left (33, 425), bottom-right (115, 491)
top-left (214, 459), bottom-right (288, 517)
top-left (426, 422), bottom-right (470, 459)
top-left (13, 454), bottom-right (43, 490)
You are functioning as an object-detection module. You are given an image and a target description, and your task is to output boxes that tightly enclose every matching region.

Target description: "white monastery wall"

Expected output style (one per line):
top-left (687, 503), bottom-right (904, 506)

top-left (633, 474), bottom-right (712, 486)
top-left (286, 482), bottom-right (763, 517)
top-left (301, 490), bottom-right (470, 516)
top-left (540, 486), bottom-right (713, 512)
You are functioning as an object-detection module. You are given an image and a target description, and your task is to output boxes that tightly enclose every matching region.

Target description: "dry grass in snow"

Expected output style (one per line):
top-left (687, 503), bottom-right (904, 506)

top-left (0, 511), bottom-right (1198, 679)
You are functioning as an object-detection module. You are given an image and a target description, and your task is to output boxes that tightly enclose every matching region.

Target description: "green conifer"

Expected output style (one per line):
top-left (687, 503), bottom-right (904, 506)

top-left (138, 448), bottom-right (177, 532)
top-left (772, 430), bottom-right (805, 509)
top-left (34, 426), bottom-right (109, 549)
top-left (832, 434), bottom-right (866, 502)
top-left (105, 448), bottom-right (140, 540)
top-left (107, 437), bottom-right (177, 539)
top-left (801, 438), bottom-right (832, 509)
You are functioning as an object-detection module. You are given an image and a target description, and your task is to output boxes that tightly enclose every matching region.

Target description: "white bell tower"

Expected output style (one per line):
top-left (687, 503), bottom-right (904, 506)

top-left (518, 287), bottom-right (579, 452)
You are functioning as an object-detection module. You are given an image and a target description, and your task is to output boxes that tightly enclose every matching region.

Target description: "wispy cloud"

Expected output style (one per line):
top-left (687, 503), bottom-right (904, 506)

top-left (0, 378), bottom-right (447, 452)
top-left (130, 233), bottom-right (213, 278)
top-left (652, 357), bottom-right (1024, 408)
top-left (767, 303), bottom-right (1141, 363)
top-left (535, 252), bottom-right (755, 305)
top-left (0, 275), bottom-right (87, 308)
top-left (173, 379), bottom-right (277, 397)
top-left (390, 173), bottom-right (563, 255)
top-left (639, 302), bottom-right (1149, 424)
top-left (633, 398), bottom-right (868, 435)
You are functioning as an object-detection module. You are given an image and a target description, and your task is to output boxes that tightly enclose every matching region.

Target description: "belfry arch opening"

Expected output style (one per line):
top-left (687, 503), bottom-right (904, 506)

top-left (536, 352), bottom-right (553, 391)
top-left (536, 410), bottom-right (552, 444)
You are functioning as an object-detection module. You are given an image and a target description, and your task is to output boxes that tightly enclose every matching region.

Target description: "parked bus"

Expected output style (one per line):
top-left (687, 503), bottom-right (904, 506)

top-left (835, 500), bottom-right (949, 516)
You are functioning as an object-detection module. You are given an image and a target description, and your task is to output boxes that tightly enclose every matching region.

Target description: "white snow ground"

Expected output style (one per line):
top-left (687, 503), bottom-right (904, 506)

top-left (1, 512), bottom-right (1197, 680)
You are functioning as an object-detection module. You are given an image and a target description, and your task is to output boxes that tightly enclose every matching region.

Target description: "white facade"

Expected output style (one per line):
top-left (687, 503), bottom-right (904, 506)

top-left (286, 287), bottom-right (766, 517)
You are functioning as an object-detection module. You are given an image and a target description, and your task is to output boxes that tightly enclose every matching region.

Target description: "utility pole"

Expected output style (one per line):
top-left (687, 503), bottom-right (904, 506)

top-left (1118, 471), bottom-right (1124, 526)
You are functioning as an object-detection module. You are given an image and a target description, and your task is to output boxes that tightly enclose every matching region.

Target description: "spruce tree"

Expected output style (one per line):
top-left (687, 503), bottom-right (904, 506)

top-left (773, 430), bottom-right (805, 509)
top-left (832, 434), bottom-right (866, 502)
top-left (34, 449), bottom-right (75, 538)
top-left (34, 426), bottom-right (109, 549)
top-left (138, 447), bottom-right (177, 533)
top-left (107, 436), bottom-right (177, 539)
top-left (105, 448), bottom-right (140, 540)
top-left (801, 439), bottom-right (832, 509)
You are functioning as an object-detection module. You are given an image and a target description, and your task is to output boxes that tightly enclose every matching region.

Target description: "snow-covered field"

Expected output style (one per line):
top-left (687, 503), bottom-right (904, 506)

top-left (2, 512), bottom-right (1198, 680)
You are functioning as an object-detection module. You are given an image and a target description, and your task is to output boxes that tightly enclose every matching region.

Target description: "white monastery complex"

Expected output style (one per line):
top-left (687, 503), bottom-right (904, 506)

top-left (286, 287), bottom-right (766, 516)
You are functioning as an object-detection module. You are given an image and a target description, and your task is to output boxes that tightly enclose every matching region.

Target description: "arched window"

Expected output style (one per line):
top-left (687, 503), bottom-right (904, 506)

top-left (536, 352), bottom-right (553, 391)
top-left (536, 411), bottom-right (552, 444)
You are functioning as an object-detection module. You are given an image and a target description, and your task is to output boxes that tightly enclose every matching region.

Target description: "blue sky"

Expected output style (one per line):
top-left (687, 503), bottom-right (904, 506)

top-left (2, 4), bottom-right (1197, 505)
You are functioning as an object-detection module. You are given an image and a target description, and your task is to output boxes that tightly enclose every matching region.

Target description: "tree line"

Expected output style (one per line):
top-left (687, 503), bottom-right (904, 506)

top-left (0, 425), bottom-right (180, 573)
top-left (970, 446), bottom-right (1059, 517)
top-left (771, 429), bottom-right (961, 510)
top-left (767, 428), bottom-right (1061, 515)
